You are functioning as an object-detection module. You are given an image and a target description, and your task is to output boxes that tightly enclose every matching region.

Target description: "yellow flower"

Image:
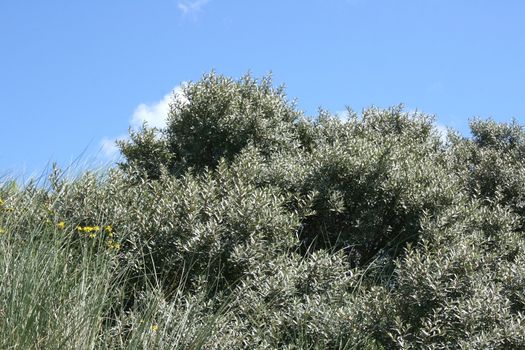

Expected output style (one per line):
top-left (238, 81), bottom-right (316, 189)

top-left (104, 225), bottom-right (113, 233)
top-left (89, 233), bottom-right (97, 239)
top-left (0, 227), bottom-right (5, 235)
top-left (93, 226), bottom-right (101, 232)
top-left (56, 221), bottom-right (65, 230)
top-left (151, 324), bottom-right (158, 332)
top-left (0, 199), bottom-right (13, 212)
top-left (106, 240), bottom-right (121, 250)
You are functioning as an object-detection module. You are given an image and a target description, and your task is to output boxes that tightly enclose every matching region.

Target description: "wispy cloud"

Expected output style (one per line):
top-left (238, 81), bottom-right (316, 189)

top-left (100, 136), bottom-right (126, 160)
top-left (131, 92), bottom-right (172, 129)
top-left (178, 0), bottom-right (211, 15)
top-left (335, 110), bottom-right (350, 120)
top-left (435, 122), bottom-right (449, 143)
top-left (131, 85), bottom-right (187, 129)
top-left (99, 86), bottom-right (188, 160)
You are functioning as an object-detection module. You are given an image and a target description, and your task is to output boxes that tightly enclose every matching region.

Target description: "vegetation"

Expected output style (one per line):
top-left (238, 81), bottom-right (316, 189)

top-left (2, 72), bottom-right (525, 348)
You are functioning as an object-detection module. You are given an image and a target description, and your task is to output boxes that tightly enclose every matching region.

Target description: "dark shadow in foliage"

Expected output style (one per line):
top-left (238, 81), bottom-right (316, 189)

top-left (297, 107), bottom-right (455, 269)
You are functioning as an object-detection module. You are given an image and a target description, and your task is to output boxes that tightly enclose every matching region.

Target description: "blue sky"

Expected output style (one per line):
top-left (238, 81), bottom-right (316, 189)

top-left (1, 0), bottom-right (524, 177)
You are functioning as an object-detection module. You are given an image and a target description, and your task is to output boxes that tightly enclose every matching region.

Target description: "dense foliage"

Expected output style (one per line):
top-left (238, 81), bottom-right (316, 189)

top-left (2, 72), bottom-right (525, 349)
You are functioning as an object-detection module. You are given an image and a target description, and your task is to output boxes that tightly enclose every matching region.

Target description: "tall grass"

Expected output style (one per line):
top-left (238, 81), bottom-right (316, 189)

top-left (3, 110), bottom-right (525, 348)
top-left (0, 172), bottom-right (230, 350)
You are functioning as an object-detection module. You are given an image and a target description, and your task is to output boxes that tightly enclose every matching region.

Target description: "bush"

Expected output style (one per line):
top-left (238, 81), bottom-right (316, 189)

top-left (119, 72), bottom-right (303, 178)
top-left (4, 72), bottom-right (525, 348)
top-left (449, 118), bottom-right (525, 222)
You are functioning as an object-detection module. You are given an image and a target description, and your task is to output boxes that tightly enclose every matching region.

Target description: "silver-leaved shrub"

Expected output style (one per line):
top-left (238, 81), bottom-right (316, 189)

top-left (3, 72), bottom-right (525, 348)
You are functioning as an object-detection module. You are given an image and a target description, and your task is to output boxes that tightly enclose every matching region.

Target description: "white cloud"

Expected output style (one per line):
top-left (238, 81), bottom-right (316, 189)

top-left (178, 0), bottom-right (211, 15)
top-left (99, 86), bottom-right (187, 161)
top-left (435, 123), bottom-right (449, 143)
top-left (131, 85), bottom-right (187, 130)
top-left (99, 135), bottom-right (126, 160)
top-left (335, 110), bottom-right (349, 120)
top-left (131, 93), bottom-right (171, 129)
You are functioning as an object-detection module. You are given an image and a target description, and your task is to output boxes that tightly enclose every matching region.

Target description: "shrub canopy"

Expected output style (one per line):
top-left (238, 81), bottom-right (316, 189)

top-left (114, 73), bottom-right (525, 348)
top-left (5, 72), bottom-right (524, 348)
